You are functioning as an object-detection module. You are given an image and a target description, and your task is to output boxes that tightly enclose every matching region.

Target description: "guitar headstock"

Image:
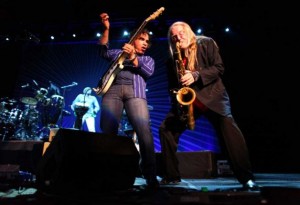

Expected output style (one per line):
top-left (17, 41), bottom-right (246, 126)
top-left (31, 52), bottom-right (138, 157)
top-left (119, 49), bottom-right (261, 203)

top-left (146, 7), bottom-right (165, 22)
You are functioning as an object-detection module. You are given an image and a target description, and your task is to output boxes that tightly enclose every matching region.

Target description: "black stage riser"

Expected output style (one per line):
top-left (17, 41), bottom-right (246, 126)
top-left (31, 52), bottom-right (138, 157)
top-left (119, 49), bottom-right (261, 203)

top-left (0, 129), bottom-right (217, 193)
top-left (0, 140), bottom-right (44, 174)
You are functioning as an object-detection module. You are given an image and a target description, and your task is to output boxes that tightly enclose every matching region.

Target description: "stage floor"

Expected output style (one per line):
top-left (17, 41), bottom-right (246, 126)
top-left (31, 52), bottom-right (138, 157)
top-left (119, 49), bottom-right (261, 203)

top-left (1, 173), bottom-right (300, 205)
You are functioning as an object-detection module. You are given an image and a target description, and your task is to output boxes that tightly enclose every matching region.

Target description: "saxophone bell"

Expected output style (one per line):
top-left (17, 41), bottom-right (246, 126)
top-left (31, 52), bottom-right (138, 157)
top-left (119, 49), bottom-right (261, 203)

top-left (176, 87), bottom-right (196, 130)
top-left (176, 87), bottom-right (196, 106)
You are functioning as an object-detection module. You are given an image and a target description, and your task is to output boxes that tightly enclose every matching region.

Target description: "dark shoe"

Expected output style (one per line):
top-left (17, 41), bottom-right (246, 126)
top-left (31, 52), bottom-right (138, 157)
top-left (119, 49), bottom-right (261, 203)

top-left (243, 180), bottom-right (260, 191)
top-left (145, 177), bottom-right (159, 190)
top-left (160, 178), bottom-right (181, 185)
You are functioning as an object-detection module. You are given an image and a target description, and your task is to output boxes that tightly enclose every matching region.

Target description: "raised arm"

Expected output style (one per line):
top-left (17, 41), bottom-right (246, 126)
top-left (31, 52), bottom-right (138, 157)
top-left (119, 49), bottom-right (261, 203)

top-left (98, 13), bottom-right (110, 45)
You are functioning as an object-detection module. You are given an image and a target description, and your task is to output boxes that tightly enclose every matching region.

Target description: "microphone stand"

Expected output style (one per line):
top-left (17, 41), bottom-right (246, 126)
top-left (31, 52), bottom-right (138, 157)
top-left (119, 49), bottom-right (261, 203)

top-left (58, 82), bottom-right (78, 128)
top-left (58, 88), bottom-right (66, 128)
top-left (61, 82), bottom-right (78, 89)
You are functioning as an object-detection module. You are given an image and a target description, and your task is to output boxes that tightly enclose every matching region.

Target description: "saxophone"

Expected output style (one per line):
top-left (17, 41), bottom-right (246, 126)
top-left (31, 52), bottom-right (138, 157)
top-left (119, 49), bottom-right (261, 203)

top-left (174, 41), bottom-right (196, 130)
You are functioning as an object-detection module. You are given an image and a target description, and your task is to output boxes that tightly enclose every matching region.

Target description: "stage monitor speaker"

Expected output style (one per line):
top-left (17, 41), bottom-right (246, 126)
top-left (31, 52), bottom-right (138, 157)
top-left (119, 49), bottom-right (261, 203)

top-left (156, 151), bottom-right (217, 178)
top-left (36, 128), bottom-right (140, 194)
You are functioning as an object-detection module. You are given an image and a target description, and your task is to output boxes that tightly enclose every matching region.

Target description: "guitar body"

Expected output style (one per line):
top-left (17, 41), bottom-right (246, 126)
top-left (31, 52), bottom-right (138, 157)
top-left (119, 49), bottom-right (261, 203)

top-left (96, 56), bottom-right (125, 96)
top-left (94, 7), bottom-right (165, 97)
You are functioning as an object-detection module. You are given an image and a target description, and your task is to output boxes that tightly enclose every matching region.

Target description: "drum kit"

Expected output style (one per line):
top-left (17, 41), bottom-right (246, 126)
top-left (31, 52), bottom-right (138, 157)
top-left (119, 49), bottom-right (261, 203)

top-left (0, 86), bottom-right (65, 141)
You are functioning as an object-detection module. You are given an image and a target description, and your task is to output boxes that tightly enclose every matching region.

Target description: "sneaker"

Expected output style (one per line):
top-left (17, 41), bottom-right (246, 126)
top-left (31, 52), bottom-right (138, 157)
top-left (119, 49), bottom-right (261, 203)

top-left (160, 178), bottom-right (181, 185)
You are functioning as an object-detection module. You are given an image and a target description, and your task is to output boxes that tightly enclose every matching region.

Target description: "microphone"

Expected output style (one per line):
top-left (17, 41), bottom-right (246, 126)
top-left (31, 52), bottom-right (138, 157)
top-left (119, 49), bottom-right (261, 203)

top-left (61, 82), bottom-right (78, 89)
top-left (21, 83), bottom-right (30, 88)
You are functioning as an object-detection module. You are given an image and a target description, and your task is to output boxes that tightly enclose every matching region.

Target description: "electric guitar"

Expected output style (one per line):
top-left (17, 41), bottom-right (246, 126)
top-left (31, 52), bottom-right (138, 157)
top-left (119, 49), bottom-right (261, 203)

top-left (93, 7), bottom-right (165, 96)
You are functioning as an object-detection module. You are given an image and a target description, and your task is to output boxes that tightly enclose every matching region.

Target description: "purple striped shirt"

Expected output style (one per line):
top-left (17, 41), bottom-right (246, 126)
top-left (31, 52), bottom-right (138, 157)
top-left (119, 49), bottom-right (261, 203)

top-left (99, 45), bottom-right (155, 99)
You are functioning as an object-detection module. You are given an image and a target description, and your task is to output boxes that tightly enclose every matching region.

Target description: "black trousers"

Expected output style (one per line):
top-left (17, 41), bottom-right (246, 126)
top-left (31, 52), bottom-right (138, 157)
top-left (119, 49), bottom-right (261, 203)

top-left (159, 108), bottom-right (254, 184)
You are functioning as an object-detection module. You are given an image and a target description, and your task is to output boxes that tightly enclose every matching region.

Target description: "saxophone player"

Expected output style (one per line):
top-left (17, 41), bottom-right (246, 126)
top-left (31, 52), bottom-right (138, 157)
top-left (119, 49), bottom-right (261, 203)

top-left (159, 21), bottom-right (260, 191)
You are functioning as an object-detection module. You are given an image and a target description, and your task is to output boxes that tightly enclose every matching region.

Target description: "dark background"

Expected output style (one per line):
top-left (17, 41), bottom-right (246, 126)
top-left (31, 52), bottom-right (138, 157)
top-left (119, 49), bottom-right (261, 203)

top-left (1, 0), bottom-right (299, 173)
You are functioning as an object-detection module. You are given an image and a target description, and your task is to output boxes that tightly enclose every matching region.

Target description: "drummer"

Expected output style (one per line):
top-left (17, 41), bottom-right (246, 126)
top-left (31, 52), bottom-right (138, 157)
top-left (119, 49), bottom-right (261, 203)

top-left (71, 87), bottom-right (100, 132)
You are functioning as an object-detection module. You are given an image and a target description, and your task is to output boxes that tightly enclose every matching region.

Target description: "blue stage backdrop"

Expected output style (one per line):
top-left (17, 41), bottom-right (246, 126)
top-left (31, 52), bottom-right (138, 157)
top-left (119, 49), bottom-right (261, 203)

top-left (13, 38), bottom-right (220, 153)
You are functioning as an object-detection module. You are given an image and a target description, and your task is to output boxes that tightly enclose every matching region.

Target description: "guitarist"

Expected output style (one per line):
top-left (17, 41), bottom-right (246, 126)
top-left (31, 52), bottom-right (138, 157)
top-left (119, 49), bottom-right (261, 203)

top-left (97, 13), bottom-right (159, 189)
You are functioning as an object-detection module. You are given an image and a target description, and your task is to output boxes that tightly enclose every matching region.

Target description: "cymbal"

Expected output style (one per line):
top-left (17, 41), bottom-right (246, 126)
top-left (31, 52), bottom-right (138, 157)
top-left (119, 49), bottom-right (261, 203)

top-left (21, 97), bottom-right (37, 105)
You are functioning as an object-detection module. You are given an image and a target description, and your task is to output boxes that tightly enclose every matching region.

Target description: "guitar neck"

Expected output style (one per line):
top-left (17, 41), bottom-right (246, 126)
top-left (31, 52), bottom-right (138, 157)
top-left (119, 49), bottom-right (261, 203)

top-left (106, 7), bottom-right (165, 67)
top-left (115, 21), bottom-right (148, 65)
top-left (128, 21), bottom-right (148, 44)
top-left (94, 7), bottom-right (165, 96)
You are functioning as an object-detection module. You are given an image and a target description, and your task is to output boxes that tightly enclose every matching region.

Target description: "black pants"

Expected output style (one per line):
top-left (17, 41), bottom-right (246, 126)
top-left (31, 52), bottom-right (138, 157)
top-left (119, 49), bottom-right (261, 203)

top-left (159, 108), bottom-right (254, 184)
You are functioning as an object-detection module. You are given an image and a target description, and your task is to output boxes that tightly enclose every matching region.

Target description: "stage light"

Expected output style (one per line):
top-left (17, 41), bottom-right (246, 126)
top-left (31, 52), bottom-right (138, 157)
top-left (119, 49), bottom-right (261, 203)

top-left (196, 28), bottom-right (202, 34)
top-left (123, 30), bottom-right (129, 37)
